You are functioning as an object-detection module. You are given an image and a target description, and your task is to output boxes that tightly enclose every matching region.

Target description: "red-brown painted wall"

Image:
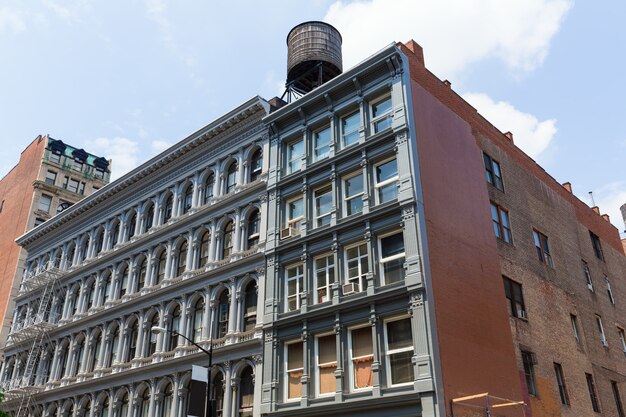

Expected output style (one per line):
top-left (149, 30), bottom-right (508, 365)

top-left (0, 136), bottom-right (45, 341)
top-left (402, 43), bottom-right (526, 415)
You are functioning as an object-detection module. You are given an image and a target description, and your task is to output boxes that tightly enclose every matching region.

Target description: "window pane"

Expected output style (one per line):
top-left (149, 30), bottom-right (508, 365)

top-left (387, 319), bottom-right (412, 350)
top-left (318, 335), bottom-right (336, 364)
top-left (288, 342), bottom-right (303, 369)
top-left (315, 127), bottom-right (331, 160)
top-left (345, 175), bottom-right (363, 197)
top-left (342, 112), bottom-right (360, 146)
top-left (381, 234), bottom-right (404, 258)
top-left (289, 199), bottom-right (303, 219)
top-left (352, 327), bottom-right (373, 358)
top-left (390, 350), bottom-right (414, 384)
top-left (377, 159), bottom-right (397, 181)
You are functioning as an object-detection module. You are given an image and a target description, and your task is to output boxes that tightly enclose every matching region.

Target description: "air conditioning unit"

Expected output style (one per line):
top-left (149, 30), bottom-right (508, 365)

top-left (342, 283), bottom-right (357, 295)
top-left (517, 310), bottom-right (528, 319)
top-left (280, 226), bottom-right (301, 239)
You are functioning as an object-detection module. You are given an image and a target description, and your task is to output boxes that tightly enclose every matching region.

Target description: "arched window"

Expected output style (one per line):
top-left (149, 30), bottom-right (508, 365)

top-left (192, 298), bottom-right (204, 343)
top-left (119, 392), bottom-right (130, 417)
top-left (128, 321), bottom-right (139, 361)
top-left (128, 213), bottom-right (137, 239)
top-left (138, 388), bottom-right (150, 417)
top-left (168, 306), bottom-right (181, 351)
top-left (109, 327), bottom-right (120, 366)
top-left (144, 204), bottom-right (154, 233)
top-left (75, 338), bottom-right (85, 375)
top-left (102, 273), bottom-right (112, 304)
top-left (183, 184), bottom-right (193, 214)
top-left (66, 244), bottom-right (76, 268)
top-left (164, 194), bottom-right (173, 222)
top-left (80, 239), bottom-right (89, 262)
top-left (160, 383), bottom-right (173, 417)
top-left (89, 333), bottom-right (102, 372)
top-left (67, 286), bottom-right (79, 317)
top-left (148, 314), bottom-right (159, 356)
top-left (84, 400), bottom-right (92, 417)
top-left (199, 231), bottom-right (210, 268)
top-left (222, 221), bottom-right (234, 259)
top-left (216, 292), bottom-right (229, 339)
top-left (243, 282), bottom-right (257, 332)
top-left (118, 266), bottom-right (129, 298)
top-left (226, 162), bottom-right (237, 194)
top-left (100, 397), bottom-right (110, 417)
top-left (85, 280), bottom-right (96, 311)
top-left (213, 372), bottom-right (225, 417)
top-left (137, 258), bottom-right (147, 291)
top-left (67, 403), bottom-right (75, 417)
top-left (176, 241), bottom-right (188, 277)
top-left (111, 222), bottom-right (120, 248)
top-left (95, 231), bottom-right (104, 255)
top-left (204, 174), bottom-right (214, 204)
top-left (238, 366), bottom-right (254, 417)
top-left (156, 249), bottom-right (167, 284)
top-left (50, 298), bottom-right (62, 323)
top-left (247, 210), bottom-right (260, 249)
top-left (250, 148), bottom-right (263, 182)
top-left (53, 250), bottom-right (62, 268)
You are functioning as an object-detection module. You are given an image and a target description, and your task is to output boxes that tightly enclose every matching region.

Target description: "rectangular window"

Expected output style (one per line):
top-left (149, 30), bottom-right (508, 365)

top-left (590, 231), bottom-right (604, 261)
top-left (385, 318), bottom-right (414, 385)
top-left (533, 229), bottom-right (553, 267)
top-left (314, 186), bottom-right (332, 227)
top-left (286, 341), bottom-right (303, 400)
top-left (45, 170), bottom-right (57, 185)
top-left (483, 152), bottom-right (504, 191)
top-left (284, 197), bottom-right (303, 237)
top-left (379, 232), bottom-right (405, 285)
top-left (95, 168), bottom-right (105, 179)
top-left (596, 315), bottom-right (608, 347)
top-left (78, 182), bottom-right (86, 195)
top-left (571, 314), bottom-right (580, 342)
top-left (521, 350), bottom-right (537, 396)
top-left (586, 373), bottom-right (600, 412)
top-left (613, 381), bottom-right (625, 417)
top-left (619, 328), bottom-right (626, 357)
top-left (286, 265), bottom-right (303, 312)
top-left (72, 158), bottom-right (83, 172)
top-left (503, 277), bottom-right (527, 319)
top-left (49, 151), bottom-right (61, 164)
top-left (371, 96), bottom-right (392, 133)
top-left (38, 194), bottom-right (52, 213)
top-left (314, 255), bottom-right (334, 304)
top-left (345, 243), bottom-right (369, 293)
top-left (67, 178), bottom-right (79, 193)
top-left (490, 202), bottom-right (512, 243)
top-left (313, 126), bottom-right (331, 161)
top-left (606, 276), bottom-right (615, 304)
top-left (554, 363), bottom-right (570, 406)
top-left (583, 260), bottom-right (594, 291)
top-left (287, 140), bottom-right (304, 174)
top-left (349, 326), bottom-right (373, 390)
top-left (341, 111), bottom-right (360, 147)
top-left (63, 176), bottom-right (69, 188)
top-left (316, 334), bottom-right (337, 396)
top-left (343, 172), bottom-right (364, 216)
top-left (374, 158), bottom-right (398, 204)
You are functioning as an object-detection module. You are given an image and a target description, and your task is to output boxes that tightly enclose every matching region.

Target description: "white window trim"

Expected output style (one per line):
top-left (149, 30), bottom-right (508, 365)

top-left (344, 242), bottom-right (368, 293)
top-left (284, 340), bottom-right (303, 402)
top-left (370, 94), bottom-right (393, 133)
top-left (340, 111), bottom-right (360, 148)
top-left (373, 157), bottom-right (398, 205)
top-left (347, 324), bottom-right (374, 392)
top-left (618, 327), bottom-right (626, 357)
top-left (570, 315), bottom-right (580, 342)
top-left (377, 230), bottom-right (406, 286)
top-left (383, 315), bottom-right (415, 387)
top-left (286, 140), bottom-right (304, 174)
top-left (313, 186), bottom-right (332, 228)
top-left (606, 276), bottom-right (615, 304)
top-left (343, 172), bottom-right (364, 217)
top-left (313, 126), bottom-right (331, 162)
top-left (285, 196), bottom-right (304, 234)
top-left (314, 332), bottom-right (337, 397)
top-left (285, 264), bottom-right (304, 312)
top-left (596, 315), bottom-right (608, 347)
top-left (313, 253), bottom-right (334, 304)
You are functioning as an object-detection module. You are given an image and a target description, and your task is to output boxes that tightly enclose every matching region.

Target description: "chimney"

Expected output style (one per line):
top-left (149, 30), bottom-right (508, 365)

top-left (602, 214), bottom-right (610, 222)
top-left (562, 182), bottom-right (572, 193)
top-left (504, 131), bottom-right (514, 144)
top-left (403, 40), bottom-right (424, 66)
top-left (592, 206), bottom-right (600, 215)
top-left (443, 80), bottom-right (451, 88)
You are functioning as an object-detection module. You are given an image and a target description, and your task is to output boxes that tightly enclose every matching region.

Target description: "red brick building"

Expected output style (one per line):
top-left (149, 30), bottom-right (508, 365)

top-left (0, 135), bottom-right (110, 350)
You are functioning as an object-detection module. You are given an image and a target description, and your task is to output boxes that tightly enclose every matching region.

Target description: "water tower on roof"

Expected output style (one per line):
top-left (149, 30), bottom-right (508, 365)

top-left (282, 21), bottom-right (343, 102)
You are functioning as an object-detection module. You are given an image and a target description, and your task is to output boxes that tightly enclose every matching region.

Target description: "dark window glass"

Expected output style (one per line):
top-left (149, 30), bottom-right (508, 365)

top-left (613, 381), bottom-right (625, 417)
top-left (586, 373), bottom-right (600, 412)
top-left (503, 277), bottom-right (526, 318)
top-left (554, 363), bottom-right (570, 405)
top-left (590, 231), bottom-right (604, 261)
top-left (533, 229), bottom-right (553, 267)
top-left (250, 149), bottom-right (263, 181)
top-left (522, 351), bottom-right (537, 396)
top-left (483, 152), bottom-right (504, 191)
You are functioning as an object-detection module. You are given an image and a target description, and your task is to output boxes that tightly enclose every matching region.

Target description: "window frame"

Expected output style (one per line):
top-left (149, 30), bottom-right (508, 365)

top-left (490, 202), bottom-right (512, 243)
top-left (285, 196), bottom-right (304, 233)
top-left (618, 327), bottom-right (626, 358)
top-left (313, 253), bottom-right (334, 304)
top-left (347, 324), bottom-right (374, 392)
top-left (583, 260), bottom-right (594, 291)
top-left (45, 170), bottom-right (57, 185)
top-left (521, 350), bottom-right (537, 396)
top-left (343, 171), bottom-right (364, 217)
top-left (374, 157), bottom-right (398, 205)
top-left (590, 231), bottom-right (604, 261)
top-left (571, 314), bottom-right (580, 343)
top-left (533, 229), bottom-right (553, 267)
top-left (285, 264), bottom-right (304, 312)
top-left (313, 125), bottom-right (331, 162)
top-left (554, 362), bottom-right (570, 406)
top-left (286, 139), bottom-right (304, 174)
top-left (383, 316), bottom-right (415, 387)
top-left (586, 372), bottom-right (600, 412)
top-left (284, 340), bottom-right (304, 402)
top-left (596, 315), bottom-right (608, 347)
top-left (39, 194), bottom-right (53, 213)
top-left (314, 332), bottom-right (337, 397)
top-left (313, 185), bottom-right (332, 228)
top-left (340, 110), bottom-right (360, 148)
top-left (483, 152), bottom-right (504, 191)
top-left (370, 95), bottom-right (393, 134)
top-left (378, 231), bottom-right (406, 285)
top-left (606, 275), bottom-right (615, 304)
top-left (344, 242), bottom-right (369, 293)
top-left (503, 276), bottom-right (527, 319)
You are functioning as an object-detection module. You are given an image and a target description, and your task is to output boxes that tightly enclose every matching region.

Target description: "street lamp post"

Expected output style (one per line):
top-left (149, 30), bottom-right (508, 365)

top-left (151, 326), bottom-right (212, 417)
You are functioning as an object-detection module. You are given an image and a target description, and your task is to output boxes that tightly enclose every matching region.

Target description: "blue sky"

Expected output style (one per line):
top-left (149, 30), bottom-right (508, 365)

top-left (1, 0), bottom-right (625, 230)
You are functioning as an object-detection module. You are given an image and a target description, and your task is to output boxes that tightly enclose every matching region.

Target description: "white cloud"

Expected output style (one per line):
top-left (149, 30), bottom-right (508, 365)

top-left (86, 137), bottom-right (140, 181)
top-left (590, 182), bottom-right (626, 231)
top-left (150, 139), bottom-right (171, 154)
top-left (0, 7), bottom-right (26, 33)
top-left (324, 0), bottom-right (572, 78)
top-left (462, 92), bottom-right (557, 158)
